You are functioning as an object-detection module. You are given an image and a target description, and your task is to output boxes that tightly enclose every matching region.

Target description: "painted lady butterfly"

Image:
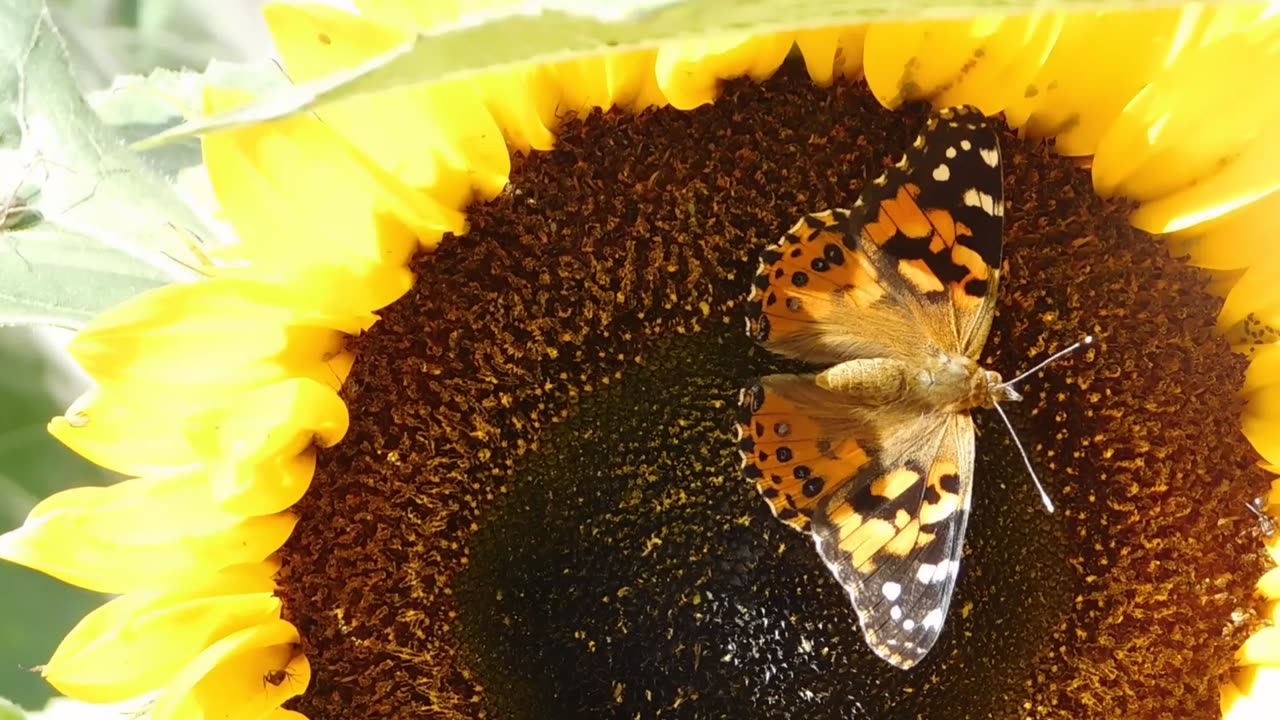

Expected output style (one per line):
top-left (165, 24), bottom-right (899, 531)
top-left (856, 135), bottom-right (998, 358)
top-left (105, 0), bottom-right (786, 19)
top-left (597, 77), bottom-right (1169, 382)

top-left (736, 105), bottom-right (1014, 669)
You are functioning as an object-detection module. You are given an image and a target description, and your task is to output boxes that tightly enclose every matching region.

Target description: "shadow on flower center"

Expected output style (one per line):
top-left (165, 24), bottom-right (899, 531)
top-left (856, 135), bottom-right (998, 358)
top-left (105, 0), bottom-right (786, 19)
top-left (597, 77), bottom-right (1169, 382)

top-left (276, 65), bottom-right (1271, 720)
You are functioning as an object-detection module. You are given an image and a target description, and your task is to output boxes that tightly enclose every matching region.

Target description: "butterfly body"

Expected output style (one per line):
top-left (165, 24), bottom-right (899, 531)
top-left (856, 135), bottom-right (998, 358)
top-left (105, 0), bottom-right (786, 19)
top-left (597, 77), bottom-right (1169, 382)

top-left (816, 354), bottom-right (1020, 414)
top-left (736, 106), bottom-right (1007, 669)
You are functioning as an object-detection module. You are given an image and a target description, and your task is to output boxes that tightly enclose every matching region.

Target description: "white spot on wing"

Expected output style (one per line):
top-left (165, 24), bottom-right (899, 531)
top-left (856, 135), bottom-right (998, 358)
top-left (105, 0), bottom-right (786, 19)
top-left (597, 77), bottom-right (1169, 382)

top-left (915, 560), bottom-right (958, 584)
top-left (881, 581), bottom-right (902, 602)
top-left (963, 188), bottom-right (997, 215)
top-left (932, 164), bottom-right (951, 182)
top-left (945, 146), bottom-right (957, 159)
top-left (890, 605), bottom-right (903, 620)
top-left (960, 139), bottom-right (972, 151)
top-left (922, 607), bottom-right (945, 630)
top-left (979, 146), bottom-right (999, 167)
top-left (902, 619), bottom-right (916, 631)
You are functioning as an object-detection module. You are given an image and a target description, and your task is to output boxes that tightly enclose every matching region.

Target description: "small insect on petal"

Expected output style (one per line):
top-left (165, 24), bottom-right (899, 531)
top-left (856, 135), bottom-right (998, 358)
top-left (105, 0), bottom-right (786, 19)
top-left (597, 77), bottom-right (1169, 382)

top-left (1246, 497), bottom-right (1276, 538)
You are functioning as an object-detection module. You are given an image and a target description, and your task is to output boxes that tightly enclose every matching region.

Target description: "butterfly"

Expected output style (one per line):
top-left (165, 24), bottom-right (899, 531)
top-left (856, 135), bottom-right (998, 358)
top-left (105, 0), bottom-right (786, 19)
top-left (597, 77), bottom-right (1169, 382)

top-left (735, 105), bottom-right (1012, 670)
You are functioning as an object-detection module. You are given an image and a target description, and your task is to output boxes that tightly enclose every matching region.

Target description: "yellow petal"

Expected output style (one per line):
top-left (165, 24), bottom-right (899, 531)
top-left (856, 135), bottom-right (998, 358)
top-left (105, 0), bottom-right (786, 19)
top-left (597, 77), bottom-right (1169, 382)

top-left (1129, 130), bottom-right (1280, 235)
top-left (68, 281), bottom-right (349, 389)
top-left (49, 373), bottom-right (341, 480)
top-left (48, 383), bottom-right (211, 477)
top-left (1174, 192), bottom-right (1280, 271)
top-left (605, 51), bottom-right (670, 111)
top-left (864, 16), bottom-right (1015, 111)
top-left (201, 89), bottom-right (452, 278)
top-left (53, 282), bottom-right (359, 478)
top-left (353, 0), bottom-right (562, 151)
top-left (264, 2), bottom-right (510, 201)
top-left (796, 28), bottom-right (840, 87)
top-left (655, 33), bottom-right (794, 110)
top-left (547, 58), bottom-right (616, 114)
top-left (1260, 566), bottom-right (1280, 598)
top-left (1244, 384), bottom-right (1280, 466)
top-left (148, 619), bottom-right (304, 720)
top-left (184, 377), bottom-right (345, 516)
top-left (18, 472), bottom-right (241, 544)
top-left (796, 26), bottom-right (869, 87)
top-left (546, 51), bottom-right (669, 114)
top-left (308, 349), bottom-right (355, 392)
top-left (185, 377), bottom-right (349, 466)
top-left (1221, 260), bottom-right (1280, 333)
top-left (43, 562), bottom-right (281, 703)
top-left (863, 13), bottom-right (1061, 116)
top-left (1094, 26), bottom-right (1280, 201)
top-left (214, 450), bottom-right (317, 518)
top-left (0, 492), bottom-right (296, 593)
top-left (1239, 626), bottom-right (1280, 665)
top-left (1225, 667), bottom-right (1280, 720)
top-left (1245, 344), bottom-right (1280, 396)
top-left (1009, 8), bottom-right (1200, 155)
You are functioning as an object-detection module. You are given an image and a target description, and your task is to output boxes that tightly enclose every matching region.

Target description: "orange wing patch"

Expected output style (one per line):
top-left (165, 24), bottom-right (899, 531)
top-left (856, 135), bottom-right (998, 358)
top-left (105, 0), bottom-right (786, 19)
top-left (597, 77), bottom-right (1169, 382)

top-left (736, 380), bottom-right (871, 532)
top-left (861, 181), bottom-right (994, 307)
top-left (816, 461), bottom-right (933, 571)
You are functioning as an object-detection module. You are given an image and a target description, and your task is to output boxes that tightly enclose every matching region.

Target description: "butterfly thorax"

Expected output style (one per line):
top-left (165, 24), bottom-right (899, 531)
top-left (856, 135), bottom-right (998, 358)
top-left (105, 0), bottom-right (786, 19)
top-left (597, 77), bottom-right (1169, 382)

top-left (815, 353), bottom-right (1021, 413)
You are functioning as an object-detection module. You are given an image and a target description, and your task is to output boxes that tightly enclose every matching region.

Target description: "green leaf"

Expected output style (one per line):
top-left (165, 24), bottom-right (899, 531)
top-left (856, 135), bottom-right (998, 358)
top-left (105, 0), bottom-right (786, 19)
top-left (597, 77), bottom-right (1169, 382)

top-left (0, 328), bottom-right (112, 710)
top-left (133, 0), bottom-right (1190, 149)
top-left (0, 697), bottom-right (29, 720)
top-left (88, 59), bottom-right (290, 179)
top-left (0, 0), bottom-right (209, 329)
top-left (24, 696), bottom-right (148, 720)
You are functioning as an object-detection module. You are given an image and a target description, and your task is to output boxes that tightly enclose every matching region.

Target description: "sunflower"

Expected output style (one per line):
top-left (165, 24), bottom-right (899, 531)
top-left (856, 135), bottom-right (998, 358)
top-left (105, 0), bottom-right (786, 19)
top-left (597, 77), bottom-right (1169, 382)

top-left (3, 2), bottom-right (1279, 719)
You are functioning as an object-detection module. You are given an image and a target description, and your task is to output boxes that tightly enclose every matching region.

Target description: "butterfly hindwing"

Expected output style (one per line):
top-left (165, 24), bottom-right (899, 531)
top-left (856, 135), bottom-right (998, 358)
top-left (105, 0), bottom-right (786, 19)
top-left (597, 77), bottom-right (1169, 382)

top-left (811, 413), bottom-right (975, 669)
top-left (735, 375), bottom-right (877, 532)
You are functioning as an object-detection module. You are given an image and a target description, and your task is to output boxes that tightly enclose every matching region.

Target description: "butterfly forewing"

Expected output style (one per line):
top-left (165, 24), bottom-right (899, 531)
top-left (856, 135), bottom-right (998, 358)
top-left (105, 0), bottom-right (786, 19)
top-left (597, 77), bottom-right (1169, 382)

top-left (738, 105), bottom-right (1005, 669)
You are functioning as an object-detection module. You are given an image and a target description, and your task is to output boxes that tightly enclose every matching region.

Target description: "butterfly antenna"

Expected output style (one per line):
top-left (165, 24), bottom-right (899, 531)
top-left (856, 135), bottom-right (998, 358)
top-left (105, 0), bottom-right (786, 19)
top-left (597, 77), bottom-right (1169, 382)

top-left (991, 400), bottom-right (1055, 513)
top-left (998, 335), bottom-right (1094, 390)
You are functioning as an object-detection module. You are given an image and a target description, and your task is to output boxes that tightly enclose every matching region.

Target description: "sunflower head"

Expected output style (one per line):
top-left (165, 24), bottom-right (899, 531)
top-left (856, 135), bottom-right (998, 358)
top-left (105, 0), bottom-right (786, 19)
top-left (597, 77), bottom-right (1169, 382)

top-left (2, 5), bottom-right (1279, 720)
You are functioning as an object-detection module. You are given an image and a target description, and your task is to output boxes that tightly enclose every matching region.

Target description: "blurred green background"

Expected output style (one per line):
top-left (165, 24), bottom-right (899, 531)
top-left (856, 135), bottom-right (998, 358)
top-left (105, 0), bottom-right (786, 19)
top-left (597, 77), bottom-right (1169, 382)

top-left (0, 0), bottom-right (269, 711)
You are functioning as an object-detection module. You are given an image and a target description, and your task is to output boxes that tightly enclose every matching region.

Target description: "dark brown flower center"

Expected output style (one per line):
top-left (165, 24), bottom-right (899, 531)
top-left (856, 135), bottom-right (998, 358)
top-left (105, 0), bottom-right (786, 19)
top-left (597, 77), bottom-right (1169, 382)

top-left (276, 63), bottom-right (1272, 720)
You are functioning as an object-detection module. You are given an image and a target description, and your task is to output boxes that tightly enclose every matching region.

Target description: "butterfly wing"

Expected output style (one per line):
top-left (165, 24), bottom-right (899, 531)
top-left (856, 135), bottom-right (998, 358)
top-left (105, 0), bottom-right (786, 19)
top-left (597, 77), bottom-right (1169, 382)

top-left (744, 105), bottom-right (1004, 364)
top-left (811, 411), bottom-right (975, 669)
